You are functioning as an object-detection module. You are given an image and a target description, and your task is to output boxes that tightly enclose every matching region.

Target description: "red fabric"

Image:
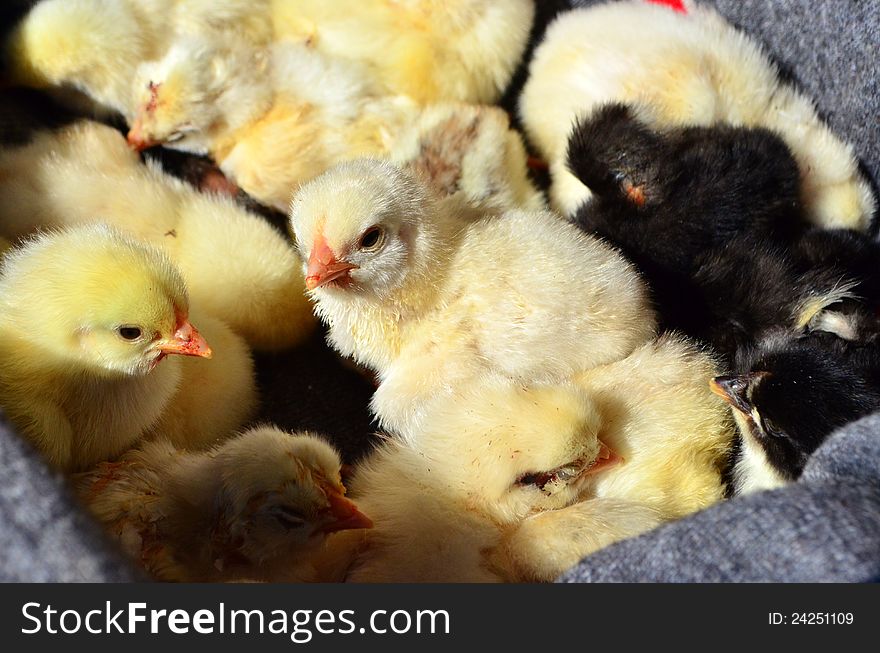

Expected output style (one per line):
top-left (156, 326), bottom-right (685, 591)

top-left (646, 0), bottom-right (687, 13)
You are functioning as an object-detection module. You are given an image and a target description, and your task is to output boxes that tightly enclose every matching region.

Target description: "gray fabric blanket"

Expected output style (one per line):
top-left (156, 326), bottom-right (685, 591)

top-left (0, 0), bottom-right (878, 582)
top-left (559, 412), bottom-right (880, 583)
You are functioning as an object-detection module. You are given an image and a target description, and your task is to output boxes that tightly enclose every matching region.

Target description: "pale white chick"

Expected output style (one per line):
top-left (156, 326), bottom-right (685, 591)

top-left (76, 426), bottom-right (372, 582)
top-left (0, 121), bottom-right (315, 351)
top-left (0, 225), bottom-right (257, 472)
top-left (519, 0), bottom-right (876, 230)
top-left (346, 337), bottom-right (731, 582)
top-left (290, 159), bottom-right (655, 438)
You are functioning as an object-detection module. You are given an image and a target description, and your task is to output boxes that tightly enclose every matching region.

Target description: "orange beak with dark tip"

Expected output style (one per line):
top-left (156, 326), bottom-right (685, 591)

top-left (320, 489), bottom-right (373, 533)
top-left (156, 321), bottom-right (213, 359)
top-left (710, 373), bottom-right (767, 414)
top-left (305, 234), bottom-right (358, 290)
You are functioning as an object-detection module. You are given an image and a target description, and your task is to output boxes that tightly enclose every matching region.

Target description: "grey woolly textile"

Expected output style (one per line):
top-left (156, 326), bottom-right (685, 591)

top-left (558, 411), bottom-right (880, 583)
top-left (0, 414), bottom-right (140, 582)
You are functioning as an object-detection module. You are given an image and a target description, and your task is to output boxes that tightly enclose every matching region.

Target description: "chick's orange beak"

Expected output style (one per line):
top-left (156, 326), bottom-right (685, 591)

top-left (585, 440), bottom-right (623, 475)
top-left (305, 234), bottom-right (358, 290)
top-left (157, 321), bottom-right (213, 359)
top-left (320, 489), bottom-right (372, 533)
top-left (126, 118), bottom-right (155, 152)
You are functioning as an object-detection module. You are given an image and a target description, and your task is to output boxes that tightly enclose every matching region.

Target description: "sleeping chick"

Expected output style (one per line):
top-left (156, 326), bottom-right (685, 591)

top-left (0, 121), bottom-right (315, 351)
top-left (346, 335), bottom-right (731, 582)
top-left (520, 0), bottom-right (875, 229)
top-left (712, 331), bottom-right (880, 496)
top-left (77, 426), bottom-right (371, 582)
top-left (290, 159), bottom-right (655, 437)
top-left (0, 224), bottom-right (256, 471)
top-left (567, 103), bottom-right (805, 259)
top-left (566, 104), bottom-right (879, 361)
top-left (127, 40), bottom-right (543, 214)
top-left (4, 0), bottom-right (172, 118)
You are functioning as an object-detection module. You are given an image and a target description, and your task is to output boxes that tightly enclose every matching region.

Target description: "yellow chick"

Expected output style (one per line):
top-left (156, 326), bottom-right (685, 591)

top-left (5, 0), bottom-right (173, 118)
top-left (8, 0), bottom-right (533, 127)
top-left (0, 121), bottom-right (315, 351)
top-left (0, 224), bottom-right (256, 472)
top-left (346, 335), bottom-right (731, 582)
top-left (126, 38), bottom-right (408, 210)
top-left (519, 0), bottom-right (876, 230)
top-left (271, 0), bottom-right (535, 105)
top-left (290, 159), bottom-right (655, 438)
top-left (127, 40), bottom-right (543, 214)
top-left (76, 426), bottom-right (372, 582)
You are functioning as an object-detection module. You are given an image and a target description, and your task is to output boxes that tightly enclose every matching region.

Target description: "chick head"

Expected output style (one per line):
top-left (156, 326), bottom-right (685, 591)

top-left (127, 42), bottom-right (221, 153)
top-left (712, 332), bottom-right (880, 481)
top-left (417, 379), bottom-right (615, 523)
top-left (214, 426), bottom-right (372, 563)
top-left (0, 224), bottom-right (212, 376)
top-left (290, 159), bottom-right (436, 299)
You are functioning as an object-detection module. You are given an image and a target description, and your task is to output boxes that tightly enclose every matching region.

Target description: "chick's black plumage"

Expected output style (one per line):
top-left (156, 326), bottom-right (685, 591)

top-left (724, 332), bottom-right (880, 481)
top-left (566, 103), bottom-right (880, 361)
top-left (567, 103), bottom-right (805, 270)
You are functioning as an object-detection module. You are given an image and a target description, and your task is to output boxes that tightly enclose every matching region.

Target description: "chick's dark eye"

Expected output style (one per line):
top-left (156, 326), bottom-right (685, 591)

top-left (118, 326), bottom-right (142, 341)
top-left (763, 418), bottom-right (785, 438)
top-left (358, 225), bottom-right (385, 251)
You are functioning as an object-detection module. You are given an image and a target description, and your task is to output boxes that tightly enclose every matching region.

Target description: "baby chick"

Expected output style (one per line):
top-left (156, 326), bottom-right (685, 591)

top-left (712, 331), bottom-right (880, 496)
top-left (127, 39), bottom-right (543, 214)
top-left (0, 121), bottom-right (315, 351)
top-left (9, 0), bottom-right (533, 117)
top-left (4, 0), bottom-right (172, 118)
top-left (346, 334), bottom-right (731, 582)
top-left (0, 224), bottom-right (256, 471)
top-left (520, 0), bottom-right (875, 229)
top-left (290, 159), bottom-right (655, 437)
top-left (566, 104), bottom-right (879, 361)
top-left (77, 426), bottom-right (372, 582)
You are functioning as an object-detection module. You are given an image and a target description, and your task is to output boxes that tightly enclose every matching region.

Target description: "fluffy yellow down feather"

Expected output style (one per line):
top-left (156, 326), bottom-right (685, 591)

top-left (0, 225), bottom-right (256, 472)
top-left (291, 159), bottom-right (655, 438)
top-left (0, 121), bottom-right (314, 351)
top-left (345, 334), bottom-right (732, 582)
top-left (76, 426), bottom-right (370, 582)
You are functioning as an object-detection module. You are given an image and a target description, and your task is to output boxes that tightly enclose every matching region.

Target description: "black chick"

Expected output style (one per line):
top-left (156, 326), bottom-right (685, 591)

top-left (711, 331), bottom-right (880, 494)
top-left (566, 102), bottom-right (805, 270)
top-left (567, 103), bottom-right (880, 360)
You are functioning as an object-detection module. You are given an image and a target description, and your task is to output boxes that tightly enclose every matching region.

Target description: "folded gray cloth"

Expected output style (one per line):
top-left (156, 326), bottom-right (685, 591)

top-left (0, 414), bottom-right (140, 582)
top-left (558, 411), bottom-right (880, 583)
